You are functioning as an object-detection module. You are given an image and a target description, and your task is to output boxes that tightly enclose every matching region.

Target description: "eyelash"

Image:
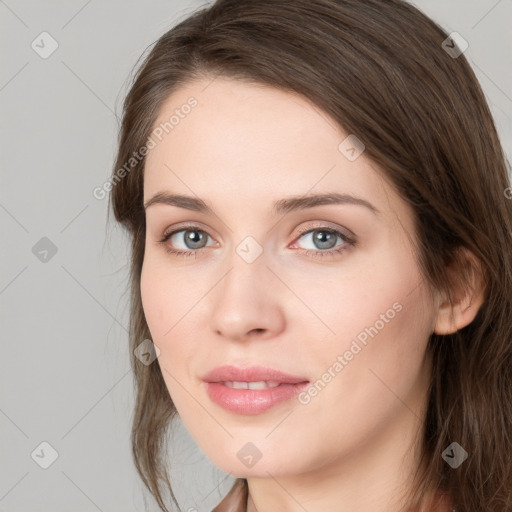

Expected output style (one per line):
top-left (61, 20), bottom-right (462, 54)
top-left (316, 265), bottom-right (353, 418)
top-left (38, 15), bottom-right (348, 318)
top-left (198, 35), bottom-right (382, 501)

top-left (158, 223), bottom-right (356, 260)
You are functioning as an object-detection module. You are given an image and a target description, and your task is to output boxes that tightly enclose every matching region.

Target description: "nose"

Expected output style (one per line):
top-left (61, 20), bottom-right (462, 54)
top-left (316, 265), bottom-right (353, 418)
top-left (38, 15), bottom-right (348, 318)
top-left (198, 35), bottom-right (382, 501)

top-left (208, 252), bottom-right (286, 342)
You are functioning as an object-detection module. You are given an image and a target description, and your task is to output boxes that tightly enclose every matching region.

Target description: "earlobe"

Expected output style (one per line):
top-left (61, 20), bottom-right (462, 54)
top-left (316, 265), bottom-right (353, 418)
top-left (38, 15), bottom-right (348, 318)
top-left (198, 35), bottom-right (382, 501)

top-left (433, 247), bottom-right (487, 335)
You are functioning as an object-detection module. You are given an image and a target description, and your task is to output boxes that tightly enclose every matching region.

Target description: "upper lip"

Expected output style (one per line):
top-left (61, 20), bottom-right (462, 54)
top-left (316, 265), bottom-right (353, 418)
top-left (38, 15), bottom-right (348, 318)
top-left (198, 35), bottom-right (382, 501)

top-left (202, 365), bottom-right (309, 384)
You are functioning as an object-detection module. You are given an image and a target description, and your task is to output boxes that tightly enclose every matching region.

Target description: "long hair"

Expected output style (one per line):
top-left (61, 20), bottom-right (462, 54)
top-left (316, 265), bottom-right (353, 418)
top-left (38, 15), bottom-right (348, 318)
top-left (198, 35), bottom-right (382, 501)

top-left (108, 1), bottom-right (512, 510)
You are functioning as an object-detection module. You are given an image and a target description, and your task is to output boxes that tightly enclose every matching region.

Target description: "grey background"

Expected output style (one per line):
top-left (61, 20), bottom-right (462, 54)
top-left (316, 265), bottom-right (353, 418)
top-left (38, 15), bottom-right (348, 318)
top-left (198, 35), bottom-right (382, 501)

top-left (1, 1), bottom-right (511, 511)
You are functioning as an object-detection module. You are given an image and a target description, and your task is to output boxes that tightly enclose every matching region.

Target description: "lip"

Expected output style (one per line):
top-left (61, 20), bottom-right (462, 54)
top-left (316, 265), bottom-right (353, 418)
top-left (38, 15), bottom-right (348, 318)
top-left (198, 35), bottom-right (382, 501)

top-left (201, 365), bottom-right (309, 384)
top-left (202, 365), bottom-right (310, 415)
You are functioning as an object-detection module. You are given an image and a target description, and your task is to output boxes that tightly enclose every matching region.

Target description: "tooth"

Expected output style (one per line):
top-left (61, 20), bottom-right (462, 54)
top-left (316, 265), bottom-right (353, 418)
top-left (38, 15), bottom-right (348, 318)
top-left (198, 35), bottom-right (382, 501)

top-left (223, 381), bottom-right (281, 389)
top-left (232, 381), bottom-right (249, 389)
top-left (247, 381), bottom-right (267, 390)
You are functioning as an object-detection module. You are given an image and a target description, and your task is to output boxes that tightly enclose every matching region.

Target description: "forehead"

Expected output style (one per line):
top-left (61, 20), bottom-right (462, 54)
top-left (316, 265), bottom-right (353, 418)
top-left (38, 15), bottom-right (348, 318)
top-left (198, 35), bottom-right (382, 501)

top-left (143, 77), bottom-right (408, 223)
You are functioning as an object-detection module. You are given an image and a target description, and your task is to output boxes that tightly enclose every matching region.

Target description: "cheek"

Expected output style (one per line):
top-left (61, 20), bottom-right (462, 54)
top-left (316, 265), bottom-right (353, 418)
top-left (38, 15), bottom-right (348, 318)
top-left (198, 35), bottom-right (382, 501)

top-left (140, 256), bottom-right (187, 378)
top-left (293, 243), bottom-right (428, 350)
top-left (140, 252), bottom-right (194, 338)
top-left (140, 261), bottom-right (167, 339)
top-left (300, 245), bottom-right (433, 419)
top-left (140, 255), bottom-right (201, 385)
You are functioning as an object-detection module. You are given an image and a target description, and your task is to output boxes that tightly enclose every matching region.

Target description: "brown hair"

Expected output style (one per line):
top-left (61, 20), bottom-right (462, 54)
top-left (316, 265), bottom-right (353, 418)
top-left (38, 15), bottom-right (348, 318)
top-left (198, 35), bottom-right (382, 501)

top-left (108, 0), bottom-right (512, 510)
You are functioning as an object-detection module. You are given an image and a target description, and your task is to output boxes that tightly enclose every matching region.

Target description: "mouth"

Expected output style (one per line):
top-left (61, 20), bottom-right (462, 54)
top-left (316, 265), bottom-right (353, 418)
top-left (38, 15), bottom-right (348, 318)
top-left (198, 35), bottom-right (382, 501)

top-left (201, 365), bottom-right (310, 415)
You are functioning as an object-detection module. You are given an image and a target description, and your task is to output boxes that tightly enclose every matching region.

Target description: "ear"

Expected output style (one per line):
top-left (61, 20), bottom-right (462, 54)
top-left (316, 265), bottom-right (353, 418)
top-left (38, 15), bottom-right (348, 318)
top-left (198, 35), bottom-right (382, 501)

top-left (433, 247), bottom-right (487, 335)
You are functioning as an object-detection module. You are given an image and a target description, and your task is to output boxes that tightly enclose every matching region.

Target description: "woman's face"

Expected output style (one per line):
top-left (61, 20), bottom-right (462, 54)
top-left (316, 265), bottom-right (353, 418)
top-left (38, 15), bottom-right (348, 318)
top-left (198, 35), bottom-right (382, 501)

top-left (141, 76), bottom-right (436, 480)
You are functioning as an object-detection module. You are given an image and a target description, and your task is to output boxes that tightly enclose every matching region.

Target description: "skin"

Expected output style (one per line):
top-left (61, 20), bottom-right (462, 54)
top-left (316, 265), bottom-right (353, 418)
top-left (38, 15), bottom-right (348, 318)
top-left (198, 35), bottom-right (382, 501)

top-left (140, 76), bottom-right (485, 512)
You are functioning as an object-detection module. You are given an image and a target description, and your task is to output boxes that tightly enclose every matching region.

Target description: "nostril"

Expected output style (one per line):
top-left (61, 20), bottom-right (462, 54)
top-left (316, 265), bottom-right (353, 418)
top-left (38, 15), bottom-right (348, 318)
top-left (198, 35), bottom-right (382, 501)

top-left (247, 328), bottom-right (266, 337)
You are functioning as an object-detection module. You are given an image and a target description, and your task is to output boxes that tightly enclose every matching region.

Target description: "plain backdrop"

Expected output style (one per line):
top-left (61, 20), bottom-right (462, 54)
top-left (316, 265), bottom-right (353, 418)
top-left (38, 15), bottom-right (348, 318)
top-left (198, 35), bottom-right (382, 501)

top-left (1, 0), bottom-right (511, 511)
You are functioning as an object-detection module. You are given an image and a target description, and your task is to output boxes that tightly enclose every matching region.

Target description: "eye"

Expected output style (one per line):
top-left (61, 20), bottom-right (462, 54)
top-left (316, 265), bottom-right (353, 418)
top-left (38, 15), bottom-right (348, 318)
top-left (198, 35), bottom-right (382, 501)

top-left (291, 225), bottom-right (356, 259)
top-left (158, 225), bottom-right (216, 258)
top-left (158, 223), bottom-right (356, 260)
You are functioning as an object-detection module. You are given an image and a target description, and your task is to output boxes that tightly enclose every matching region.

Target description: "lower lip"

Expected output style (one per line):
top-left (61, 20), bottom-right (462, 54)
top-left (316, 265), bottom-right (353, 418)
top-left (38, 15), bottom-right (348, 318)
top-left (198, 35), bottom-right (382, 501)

top-left (204, 381), bottom-right (310, 415)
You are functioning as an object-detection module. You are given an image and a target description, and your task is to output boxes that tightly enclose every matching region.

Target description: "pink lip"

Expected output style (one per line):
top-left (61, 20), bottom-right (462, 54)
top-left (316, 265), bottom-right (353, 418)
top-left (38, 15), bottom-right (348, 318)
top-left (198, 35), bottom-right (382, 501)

top-left (201, 365), bottom-right (308, 384)
top-left (202, 365), bottom-right (310, 415)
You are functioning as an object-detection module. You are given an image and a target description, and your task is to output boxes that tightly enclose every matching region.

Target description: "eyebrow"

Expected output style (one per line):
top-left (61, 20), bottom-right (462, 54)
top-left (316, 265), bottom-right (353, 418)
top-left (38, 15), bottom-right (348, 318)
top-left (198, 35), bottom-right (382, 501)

top-left (143, 191), bottom-right (379, 216)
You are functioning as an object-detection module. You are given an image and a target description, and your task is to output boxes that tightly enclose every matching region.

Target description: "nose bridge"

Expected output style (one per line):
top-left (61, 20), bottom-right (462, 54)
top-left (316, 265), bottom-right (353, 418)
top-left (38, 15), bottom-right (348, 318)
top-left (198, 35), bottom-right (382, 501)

top-left (218, 227), bottom-right (270, 290)
top-left (208, 240), bottom-right (284, 340)
top-left (218, 240), bottom-right (271, 307)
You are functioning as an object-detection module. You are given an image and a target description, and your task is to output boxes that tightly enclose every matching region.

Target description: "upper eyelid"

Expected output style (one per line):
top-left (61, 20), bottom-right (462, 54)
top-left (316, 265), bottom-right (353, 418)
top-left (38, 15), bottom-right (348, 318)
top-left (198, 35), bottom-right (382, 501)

top-left (162, 221), bottom-right (214, 237)
top-left (295, 223), bottom-right (351, 235)
top-left (163, 223), bottom-right (346, 236)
